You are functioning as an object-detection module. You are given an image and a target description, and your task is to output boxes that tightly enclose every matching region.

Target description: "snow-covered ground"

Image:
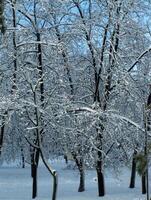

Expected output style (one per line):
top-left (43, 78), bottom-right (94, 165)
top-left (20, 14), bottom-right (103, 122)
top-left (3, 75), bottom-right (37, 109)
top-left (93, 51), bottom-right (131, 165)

top-left (0, 160), bottom-right (147, 200)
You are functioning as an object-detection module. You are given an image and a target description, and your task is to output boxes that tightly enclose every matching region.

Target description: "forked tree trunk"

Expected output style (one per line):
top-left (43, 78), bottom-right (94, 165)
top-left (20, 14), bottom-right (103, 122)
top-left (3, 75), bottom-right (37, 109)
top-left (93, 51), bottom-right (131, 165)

top-left (129, 150), bottom-right (137, 188)
top-left (30, 19), bottom-right (44, 199)
top-left (72, 152), bottom-right (85, 192)
top-left (95, 3), bottom-right (120, 197)
top-left (142, 173), bottom-right (146, 194)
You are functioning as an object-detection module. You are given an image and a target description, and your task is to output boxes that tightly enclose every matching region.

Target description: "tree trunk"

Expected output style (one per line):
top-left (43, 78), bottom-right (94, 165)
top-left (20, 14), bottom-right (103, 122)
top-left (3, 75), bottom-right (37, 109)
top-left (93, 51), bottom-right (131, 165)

top-left (96, 159), bottom-right (105, 196)
top-left (129, 150), bottom-right (137, 188)
top-left (78, 160), bottom-right (85, 192)
top-left (142, 173), bottom-right (146, 194)
top-left (31, 149), bottom-right (40, 199)
top-left (0, 114), bottom-right (6, 155)
top-left (39, 148), bottom-right (58, 200)
top-left (21, 148), bottom-right (25, 168)
top-left (72, 152), bottom-right (85, 192)
top-left (96, 129), bottom-right (105, 197)
top-left (32, 163), bottom-right (37, 199)
top-left (11, 0), bottom-right (17, 93)
top-left (64, 154), bottom-right (68, 164)
top-left (0, 0), bottom-right (5, 33)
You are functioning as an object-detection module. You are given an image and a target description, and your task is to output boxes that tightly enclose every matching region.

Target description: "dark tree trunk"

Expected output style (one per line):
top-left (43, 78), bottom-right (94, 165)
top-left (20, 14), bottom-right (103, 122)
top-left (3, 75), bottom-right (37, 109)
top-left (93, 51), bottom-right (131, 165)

top-left (96, 155), bottom-right (105, 196)
top-left (21, 148), bottom-right (25, 168)
top-left (72, 152), bottom-right (85, 192)
top-left (129, 150), bottom-right (137, 188)
top-left (36, 32), bottom-right (44, 105)
top-left (11, 0), bottom-right (17, 93)
top-left (64, 155), bottom-right (68, 164)
top-left (31, 149), bottom-right (40, 199)
top-left (78, 172), bottom-right (85, 192)
top-left (78, 160), bottom-right (85, 192)
top-left (96, 129), bottom-right (105, 197)
top-left (32, 163), bottom-right (37, 199)
top-left (97, 168), bottom-right (105, 196)
top-left (31, 30), bottom-right (44, 199)
top-left (142, 173), bottom-right (146, 194)
top-left (0, 0), bottom-right (5, 33)
top-left (0, 114), bottom-right (6, 155)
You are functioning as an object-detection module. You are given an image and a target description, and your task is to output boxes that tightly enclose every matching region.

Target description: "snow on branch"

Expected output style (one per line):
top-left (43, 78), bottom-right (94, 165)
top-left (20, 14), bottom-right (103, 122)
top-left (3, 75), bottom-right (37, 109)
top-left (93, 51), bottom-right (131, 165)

top-left (106, 113), bottom-right (145, 132)
top-left (128, 47), bottom-right (151, 72)
top-left (67, 106), bottom-right (97, 114)
top-left (16, 41), bottom-right (48, 48)
top-left (67, 106), bottom-right (144, 132)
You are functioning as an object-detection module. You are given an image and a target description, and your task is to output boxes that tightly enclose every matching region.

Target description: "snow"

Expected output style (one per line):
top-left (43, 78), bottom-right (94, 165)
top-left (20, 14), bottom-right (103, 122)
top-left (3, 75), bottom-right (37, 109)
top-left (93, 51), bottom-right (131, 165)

top-left (0, 160), bottom-right (147, 200)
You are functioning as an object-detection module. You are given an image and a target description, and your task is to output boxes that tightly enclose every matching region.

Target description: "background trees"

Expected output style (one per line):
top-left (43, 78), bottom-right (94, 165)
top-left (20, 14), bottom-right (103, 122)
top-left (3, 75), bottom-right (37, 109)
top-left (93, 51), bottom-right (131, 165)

top-left (0, 0), bottom-right (151, 199)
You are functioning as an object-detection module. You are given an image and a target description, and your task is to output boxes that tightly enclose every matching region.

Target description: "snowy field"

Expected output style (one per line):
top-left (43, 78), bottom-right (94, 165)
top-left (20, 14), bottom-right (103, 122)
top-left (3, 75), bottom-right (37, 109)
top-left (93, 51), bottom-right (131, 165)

top-left (0, 160), bottom-right (147, 200)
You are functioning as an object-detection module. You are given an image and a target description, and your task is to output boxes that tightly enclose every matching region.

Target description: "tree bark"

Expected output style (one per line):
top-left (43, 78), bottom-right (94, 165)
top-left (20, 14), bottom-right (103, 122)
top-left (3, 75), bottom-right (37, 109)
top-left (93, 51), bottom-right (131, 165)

top-left (142, 173), bottom-right (146, 194)
top-left (129, 150), bottom-right (137, 188)
top-left (72, 152), bottom-right (85, 192)
top-left (31, 148), bottom-right (40, 199)
top-left (21, 148), bottom-right (25, 168)
top-left (32, 163), bottom-right (37, 199)
top-left (97, 168), bottom-right (105, 196)
top-left (78, 160), bottom-right (85, 192)
top-left (96, 148), bottom-right (105, 196)
top-left (0, 113), bottom-right (6, 155)
top-left (0, 0), bottom-right (5, 33)
top-left (11, 0), bottom-right (17, 93)
top-left (30, 18), bottom-right (44, 198)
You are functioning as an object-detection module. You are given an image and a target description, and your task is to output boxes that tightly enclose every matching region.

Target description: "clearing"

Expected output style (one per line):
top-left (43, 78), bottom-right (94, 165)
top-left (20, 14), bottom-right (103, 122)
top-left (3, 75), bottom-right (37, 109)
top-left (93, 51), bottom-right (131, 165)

top-left (0, 159), bottom-right (147, 200)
